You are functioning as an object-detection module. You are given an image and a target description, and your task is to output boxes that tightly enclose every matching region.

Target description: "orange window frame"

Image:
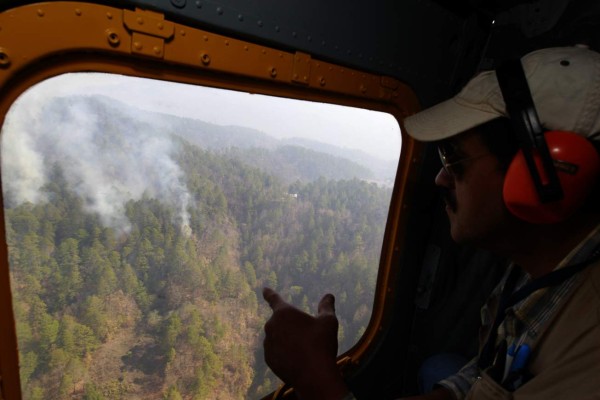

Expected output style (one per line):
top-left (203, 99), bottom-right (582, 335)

top-left (0, 2), bottom-right (421, 399)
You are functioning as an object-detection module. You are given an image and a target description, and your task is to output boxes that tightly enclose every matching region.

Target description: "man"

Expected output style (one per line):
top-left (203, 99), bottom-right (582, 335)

top-left (262, 46), bottom-right (600, 399)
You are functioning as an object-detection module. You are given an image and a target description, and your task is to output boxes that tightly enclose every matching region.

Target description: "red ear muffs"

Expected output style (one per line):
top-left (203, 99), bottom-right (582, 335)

top-left (503, 131), bottom-right (600, 224)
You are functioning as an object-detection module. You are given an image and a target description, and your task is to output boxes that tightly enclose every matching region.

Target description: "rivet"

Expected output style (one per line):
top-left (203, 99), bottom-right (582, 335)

top-left (107, 12), bottom-right (113, 19)
top-left (200, 53), bottom-right (211, 65)
top-left (106, 30), bottom-right (120, 47)
top-left (319, 77), bottom-right (326, 86)
top-left (307, 36), bottom-right (312, 42)
top-left (244, 46), bottom-right (249, 51)
top-left (270, 67), bottom-right (277, 78)
top-left (216, 7), bottom-right (223, 15)
top-left (303, 76), bottom-right (308, 81)
top-left (225, 40), bottom-right (229, 46)
top-left (275, 26), bottom-right (280, 32)
top-left (238, 14), bottom-right (244, 21)
top-left (37, 9), bottom-right (45, 17)
top-left (262, 49), bottom-right (266, 55)
top-left (170, 0), bottom-right (186, 8)
top-left (203, 35), bottom-right (208, 41)
top-left (153, 46), bottom-right (162, 55)
top-left (0, 48), bottom-right (11, 68)
top-left (279, 53), bottom-right (283, 58)
top-left (257, 20), bottom-right (263, 27)
top-left (292, 31), bottom-right (297, 38)
top-left (293, 73), bottom-right (298, 79)
top-left (134, 42), bottom-right (143, 50)
top-left (158, 22), bottom-right (164, 30)
top-left (359, 84), bottom-right (367, 94)
top-left (180, 30), bottom-right (186, 36)
top-left (137, 17), bottom-right (144, 25)
top-left (195, 0), bottom-right (202, 8)
top-left (75, 9), bottom-right (82, 16)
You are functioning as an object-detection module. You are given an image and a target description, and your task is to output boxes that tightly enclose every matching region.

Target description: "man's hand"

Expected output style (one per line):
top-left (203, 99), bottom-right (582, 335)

top-left (262, 287), bottom-right (350, 400)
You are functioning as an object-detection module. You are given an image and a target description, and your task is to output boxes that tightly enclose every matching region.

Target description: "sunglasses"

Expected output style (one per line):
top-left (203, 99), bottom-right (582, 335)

top-left (438, 144), bottom-right (489, 177)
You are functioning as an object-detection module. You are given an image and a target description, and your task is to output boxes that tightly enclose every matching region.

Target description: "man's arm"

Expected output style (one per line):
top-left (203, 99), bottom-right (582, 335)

top-left (262, 287), bottom-right (464, 400)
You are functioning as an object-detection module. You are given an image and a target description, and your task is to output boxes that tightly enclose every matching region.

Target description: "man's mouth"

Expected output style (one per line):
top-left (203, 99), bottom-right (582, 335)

top-left (440, 187), bottom-right (457, 212)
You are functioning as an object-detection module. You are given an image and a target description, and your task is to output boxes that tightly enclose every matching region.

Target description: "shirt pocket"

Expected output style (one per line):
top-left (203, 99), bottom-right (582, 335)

top-left (466, 372), bottom-right (514, 400)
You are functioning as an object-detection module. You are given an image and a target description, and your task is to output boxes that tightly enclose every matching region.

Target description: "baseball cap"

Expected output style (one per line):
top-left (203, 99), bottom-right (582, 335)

top-left (404, 46), bottom-right (600, 142)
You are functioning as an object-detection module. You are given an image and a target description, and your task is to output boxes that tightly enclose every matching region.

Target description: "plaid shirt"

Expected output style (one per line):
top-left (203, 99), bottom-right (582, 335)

top-left (439, 223), bottom-right (600, 400)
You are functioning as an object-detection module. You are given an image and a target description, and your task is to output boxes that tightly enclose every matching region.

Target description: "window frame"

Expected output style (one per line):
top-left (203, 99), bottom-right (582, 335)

top-left (0, 2), bottom-right (422, 399)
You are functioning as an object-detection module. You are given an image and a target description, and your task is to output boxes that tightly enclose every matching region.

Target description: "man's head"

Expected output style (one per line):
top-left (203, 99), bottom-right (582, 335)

top-left (405, 46), bottom-right (600, 246)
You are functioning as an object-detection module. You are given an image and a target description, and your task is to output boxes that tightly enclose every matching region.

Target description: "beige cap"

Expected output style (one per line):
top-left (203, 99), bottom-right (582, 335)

top-left (404, 46), bottom-right (600, 142)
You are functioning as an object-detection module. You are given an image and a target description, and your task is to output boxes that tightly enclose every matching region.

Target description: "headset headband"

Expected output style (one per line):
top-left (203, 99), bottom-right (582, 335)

top-left (495, 60), bottom-right (563, 203)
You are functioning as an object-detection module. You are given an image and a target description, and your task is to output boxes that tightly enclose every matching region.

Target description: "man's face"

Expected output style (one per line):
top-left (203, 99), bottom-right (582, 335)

top-left (435, 130), bottom-right (512, 247)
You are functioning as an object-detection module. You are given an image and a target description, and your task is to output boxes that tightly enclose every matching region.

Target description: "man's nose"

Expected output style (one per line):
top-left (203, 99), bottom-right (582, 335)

top-left (434, 167), bottom-right (454, 188)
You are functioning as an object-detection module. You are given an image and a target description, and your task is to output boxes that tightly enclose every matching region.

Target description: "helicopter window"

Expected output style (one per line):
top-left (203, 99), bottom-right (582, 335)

top-left (1, 72), bottom-right (401, 399)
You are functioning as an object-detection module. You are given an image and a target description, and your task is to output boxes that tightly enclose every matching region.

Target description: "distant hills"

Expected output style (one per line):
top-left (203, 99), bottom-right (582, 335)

top-left (56, 95), bottom-right (397, 186)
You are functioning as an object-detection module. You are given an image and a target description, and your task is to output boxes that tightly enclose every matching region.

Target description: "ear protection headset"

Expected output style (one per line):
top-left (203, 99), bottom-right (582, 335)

top-left (496, 59), bottom-right (600, 224)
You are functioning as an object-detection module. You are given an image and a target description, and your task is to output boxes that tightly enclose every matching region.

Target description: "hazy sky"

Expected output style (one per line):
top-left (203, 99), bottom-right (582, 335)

top-left (21, 73), bottom-right (402, 161)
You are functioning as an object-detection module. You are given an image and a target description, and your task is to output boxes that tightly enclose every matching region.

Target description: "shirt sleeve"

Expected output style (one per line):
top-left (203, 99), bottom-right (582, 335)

top-left (436, 356), bottom-right (479, 400)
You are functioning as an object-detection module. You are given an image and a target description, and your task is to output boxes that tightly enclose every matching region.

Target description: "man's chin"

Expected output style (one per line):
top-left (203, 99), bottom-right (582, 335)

top-left (448, 219), bottom-right (474, 245)
top-left (449, 228), bottom-right (464, 244)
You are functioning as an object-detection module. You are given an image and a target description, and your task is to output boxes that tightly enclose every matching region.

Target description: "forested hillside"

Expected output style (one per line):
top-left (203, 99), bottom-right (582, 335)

top-left (6, 133), bottom-right (392, 399)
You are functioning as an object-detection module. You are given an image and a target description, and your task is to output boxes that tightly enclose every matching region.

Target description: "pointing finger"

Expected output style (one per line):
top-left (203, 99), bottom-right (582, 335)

top-left (263, 287), bottom-right (285, 310)
top-left (317, 293), bottom-right (336, 317)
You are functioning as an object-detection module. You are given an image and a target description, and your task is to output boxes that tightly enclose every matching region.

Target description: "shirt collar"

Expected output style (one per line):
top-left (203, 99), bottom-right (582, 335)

top-left (508, 222), bottom-right (600, 339)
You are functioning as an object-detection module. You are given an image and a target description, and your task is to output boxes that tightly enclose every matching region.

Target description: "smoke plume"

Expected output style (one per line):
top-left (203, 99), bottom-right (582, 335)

top-left (1, 87), bottom-right (192, 233)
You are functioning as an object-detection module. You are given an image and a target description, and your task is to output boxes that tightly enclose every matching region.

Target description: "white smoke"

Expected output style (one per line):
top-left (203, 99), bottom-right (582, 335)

top-left (1, 77), bottom-right (192, 234)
